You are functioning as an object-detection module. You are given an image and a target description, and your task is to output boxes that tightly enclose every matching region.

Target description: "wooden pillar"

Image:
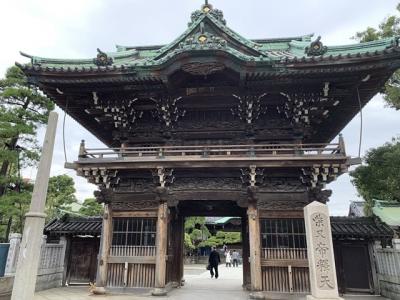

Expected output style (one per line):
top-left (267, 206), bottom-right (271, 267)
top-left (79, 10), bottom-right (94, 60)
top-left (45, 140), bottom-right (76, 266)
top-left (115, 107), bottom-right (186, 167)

top-left (178, 215), bottom-right (185, 285)
top-left (241, 216), bottom-right (251, 289)
top-left (248, 202), bottom-right (262, 291)
top-left (166, 209), bottom-right (183, 286)
top-left (60, 236), bottom-right (71, 286)
top-left (171, 214), bottom-right (184, 286)
top-left (94, 204), bottom-right (112, 294)
top-left (152, 202), bottom-right (168, 295)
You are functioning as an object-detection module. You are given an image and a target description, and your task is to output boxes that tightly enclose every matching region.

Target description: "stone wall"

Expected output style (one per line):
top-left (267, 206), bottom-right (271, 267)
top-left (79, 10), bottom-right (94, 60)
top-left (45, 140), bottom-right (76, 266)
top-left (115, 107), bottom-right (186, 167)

top-left (1, 234), bottom-right (67, 297)
top-left (0, 276), bottom-right (13, 300)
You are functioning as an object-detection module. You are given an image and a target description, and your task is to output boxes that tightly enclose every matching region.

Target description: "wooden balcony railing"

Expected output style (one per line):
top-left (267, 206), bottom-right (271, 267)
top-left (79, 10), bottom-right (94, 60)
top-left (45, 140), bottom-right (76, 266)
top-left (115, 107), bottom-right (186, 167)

top-left (78, 141), bottom-right (346, 161)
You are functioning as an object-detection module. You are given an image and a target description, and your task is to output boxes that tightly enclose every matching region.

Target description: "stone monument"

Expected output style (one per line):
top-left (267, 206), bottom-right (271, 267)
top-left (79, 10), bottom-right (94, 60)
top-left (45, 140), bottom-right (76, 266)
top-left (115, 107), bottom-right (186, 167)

top-left (304, 201), bottom-right (343, 300)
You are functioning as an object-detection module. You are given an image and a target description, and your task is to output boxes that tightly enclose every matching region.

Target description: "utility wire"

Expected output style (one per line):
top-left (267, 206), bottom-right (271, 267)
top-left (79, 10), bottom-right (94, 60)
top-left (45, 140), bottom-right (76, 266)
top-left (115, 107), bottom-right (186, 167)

top-left (63, 98), bottom-right (69, 162)
top-left (356, 87), bottom-right (363, 158)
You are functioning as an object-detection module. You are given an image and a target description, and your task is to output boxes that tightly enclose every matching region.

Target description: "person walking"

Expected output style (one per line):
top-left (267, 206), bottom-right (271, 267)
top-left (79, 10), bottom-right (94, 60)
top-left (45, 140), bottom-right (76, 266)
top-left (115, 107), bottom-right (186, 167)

top-left (232, 249), bottom-right (239, 267)
top-left (225, 250), bottom-right (232, 267)
top-left (208, 247), bottom-right (221, 278)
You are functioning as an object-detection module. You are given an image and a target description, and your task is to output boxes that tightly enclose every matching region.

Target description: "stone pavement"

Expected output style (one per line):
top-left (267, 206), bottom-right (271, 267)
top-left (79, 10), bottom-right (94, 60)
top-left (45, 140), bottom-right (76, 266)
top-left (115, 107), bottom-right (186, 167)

top-left (33, 265), bottom-right (389, 300)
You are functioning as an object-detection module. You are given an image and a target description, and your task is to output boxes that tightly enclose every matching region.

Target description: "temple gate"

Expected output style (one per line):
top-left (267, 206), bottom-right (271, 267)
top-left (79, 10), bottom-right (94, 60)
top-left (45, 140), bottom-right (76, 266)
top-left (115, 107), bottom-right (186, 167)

top-left (18, 2), bottom-right (400, 297)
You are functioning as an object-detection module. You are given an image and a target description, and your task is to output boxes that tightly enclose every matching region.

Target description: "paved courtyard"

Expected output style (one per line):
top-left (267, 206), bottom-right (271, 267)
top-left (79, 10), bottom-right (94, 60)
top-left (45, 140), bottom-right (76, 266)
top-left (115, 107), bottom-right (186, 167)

top-left (33, 265), bottom-right (389, 300)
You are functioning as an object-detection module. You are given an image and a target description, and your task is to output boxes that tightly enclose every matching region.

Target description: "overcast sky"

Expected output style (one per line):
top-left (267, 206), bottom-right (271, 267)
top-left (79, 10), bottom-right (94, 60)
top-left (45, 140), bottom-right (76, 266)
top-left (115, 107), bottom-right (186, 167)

top-left (1, 0), bottom-right (399, 215)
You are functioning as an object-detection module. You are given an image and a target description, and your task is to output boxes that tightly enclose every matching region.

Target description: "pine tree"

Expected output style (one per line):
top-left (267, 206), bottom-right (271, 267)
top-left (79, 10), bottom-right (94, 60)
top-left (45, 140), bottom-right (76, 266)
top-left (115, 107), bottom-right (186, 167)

top-left (0, 65), bottom-right (54, 236)
top-left (0, 65), bottom-right (54, 194)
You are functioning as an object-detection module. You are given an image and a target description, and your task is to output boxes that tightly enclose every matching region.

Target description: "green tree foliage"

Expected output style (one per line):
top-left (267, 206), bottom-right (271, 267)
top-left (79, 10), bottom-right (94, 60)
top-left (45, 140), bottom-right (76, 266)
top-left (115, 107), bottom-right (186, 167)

top-left (184, 233), bottom-right (195, 250)
top-left (0, 65), bottom-right (54, 237)
top-left (45, 175), bottom-right (77, 220)
top-left (354, 4), bottom-right (400, 109)
top-left (184, 217), bottom-right (242, 251)
top-left (0, 66), bottom-right (54, 195)
top-left (79, 198), bottom-right (104, 216)
top-left (0, 179), bottom-right (33, 235)
top-left (184, 217), bottom-right (211, 252)
top-left (199, 231), bottom-right (241, 248)
top-left (350, 138), bottom-right (400, 215)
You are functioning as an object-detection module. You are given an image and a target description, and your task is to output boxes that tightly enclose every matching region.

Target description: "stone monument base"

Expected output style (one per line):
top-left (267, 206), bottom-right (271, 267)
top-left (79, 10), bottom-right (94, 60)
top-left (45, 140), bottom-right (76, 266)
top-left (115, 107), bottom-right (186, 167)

top-left (92, 286), bottom-right (107, 295)
top-left (151, 287), bottom-right (168, 296)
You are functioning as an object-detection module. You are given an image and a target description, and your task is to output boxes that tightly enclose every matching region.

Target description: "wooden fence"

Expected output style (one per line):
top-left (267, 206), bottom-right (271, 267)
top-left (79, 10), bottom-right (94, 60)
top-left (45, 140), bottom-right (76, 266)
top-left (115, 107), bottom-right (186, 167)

top-left (375, 246), bottom-right (400, 300)
top-left (39, 243), bottom-right (65, 270)
top-left (107, 245), bottom-right (156, 288)
top-left (261, 247), bottom-right (309, 293)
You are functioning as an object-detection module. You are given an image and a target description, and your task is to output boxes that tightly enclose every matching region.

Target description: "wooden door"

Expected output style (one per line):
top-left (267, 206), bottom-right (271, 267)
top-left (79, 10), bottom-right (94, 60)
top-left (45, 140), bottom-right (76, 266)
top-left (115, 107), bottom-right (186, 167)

top-left (337, 243), bottom-right (373, 293)
top-left (67, 237), bottom-right (99, 284)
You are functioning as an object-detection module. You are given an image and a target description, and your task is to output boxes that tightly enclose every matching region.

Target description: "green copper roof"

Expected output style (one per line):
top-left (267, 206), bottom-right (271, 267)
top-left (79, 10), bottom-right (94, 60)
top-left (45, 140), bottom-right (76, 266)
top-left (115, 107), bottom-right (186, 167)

top-left (372, 200), bottom-right (400, 227)
top-left (18, 3), bottom-right (400, 72)
top-left (214, 217), bottom-right (240, 224)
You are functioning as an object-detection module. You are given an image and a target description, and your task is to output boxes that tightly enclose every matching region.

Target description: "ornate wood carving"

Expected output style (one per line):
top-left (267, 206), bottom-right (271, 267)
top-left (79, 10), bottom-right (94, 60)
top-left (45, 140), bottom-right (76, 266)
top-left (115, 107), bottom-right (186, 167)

top-left (182, 62), bottom-right (225, 76)
top-left (258, 177), bottom-right (307, 192)
top-left (231, 93), bottom-right (267, 125)
top-left (115, 178), bottom-right (156, 193)
top-left (90, 92), bottom-right (143, 130)
top-left (171, 177), bottom-right (243, 191)
top-left (308, 188), bottom-right (332, 204)
top-left (112, 200), bottom-right (159, 211)
top-left (150, 96), bottom-right (186, 128)
top-left (257, 199), bottom-right (309, 210)
top-left (78, 167), bottom-right (120, 189)
top-left (152, 167), bottom-right (174, 188)
top-left (277, 87), bottom-right (340, 128)
top-left (240, 165), bottom-right (264, 186)
top-left (301, 164), bottom-right (343, 188)
top-left (94, 188), bottom-right (113, 204)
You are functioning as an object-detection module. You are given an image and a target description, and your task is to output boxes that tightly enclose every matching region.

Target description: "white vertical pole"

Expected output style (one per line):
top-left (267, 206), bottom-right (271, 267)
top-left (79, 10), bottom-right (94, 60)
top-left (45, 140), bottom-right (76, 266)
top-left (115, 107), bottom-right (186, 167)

top-left (11, 112), bottom-right (58, 300)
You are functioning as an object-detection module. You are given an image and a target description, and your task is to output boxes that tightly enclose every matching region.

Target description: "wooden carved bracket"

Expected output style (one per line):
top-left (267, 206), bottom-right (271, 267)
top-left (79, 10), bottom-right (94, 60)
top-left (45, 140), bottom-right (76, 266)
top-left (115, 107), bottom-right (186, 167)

top-left (78, 167), bottom-right (120, 189)
top-left (231, 93), bottom-right (267, 125)
top-left (300, 164), bottom-right (342, 189)
top-left (240, 165), bottom-right (264, 187)
top-left (152, 167), bottom-right (175, 188)
top-left (277, 85), bottom-right (339, 127)
top-left (150, 96), bottom-right (186, 128)
top-left (309, 188), bottom-right (332, 204)
top-left (90, 92), bottom-right (143, 130)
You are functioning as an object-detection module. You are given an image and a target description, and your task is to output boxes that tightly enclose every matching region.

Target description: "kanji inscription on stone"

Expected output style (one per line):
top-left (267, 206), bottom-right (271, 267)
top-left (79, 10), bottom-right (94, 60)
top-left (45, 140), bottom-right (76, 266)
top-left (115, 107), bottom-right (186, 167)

top-left (304, 201), bottom-right (342, 300)
top-left (311, 212), bottom-right (335, 290)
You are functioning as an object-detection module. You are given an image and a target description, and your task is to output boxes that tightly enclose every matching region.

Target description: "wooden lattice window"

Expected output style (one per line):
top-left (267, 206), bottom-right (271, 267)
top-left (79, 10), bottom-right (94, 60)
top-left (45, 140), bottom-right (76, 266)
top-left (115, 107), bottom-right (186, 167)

top-left (112, 217), bottom-right (156, 246)
top-left (261, 218), bottom-right (306, 249)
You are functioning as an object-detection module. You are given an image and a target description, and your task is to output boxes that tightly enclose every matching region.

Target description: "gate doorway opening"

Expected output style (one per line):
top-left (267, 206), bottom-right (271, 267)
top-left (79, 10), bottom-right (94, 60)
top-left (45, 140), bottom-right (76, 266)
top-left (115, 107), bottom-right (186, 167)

top-left (183, 215), bottom-right (245, 291)
top-left (176, 200), bottom-right (249, 291)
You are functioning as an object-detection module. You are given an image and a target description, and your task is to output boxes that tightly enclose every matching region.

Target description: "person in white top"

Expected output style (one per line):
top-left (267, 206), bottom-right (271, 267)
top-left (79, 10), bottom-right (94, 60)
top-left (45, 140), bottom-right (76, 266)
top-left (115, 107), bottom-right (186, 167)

top-left (225, 250), bottom-right (232, 267)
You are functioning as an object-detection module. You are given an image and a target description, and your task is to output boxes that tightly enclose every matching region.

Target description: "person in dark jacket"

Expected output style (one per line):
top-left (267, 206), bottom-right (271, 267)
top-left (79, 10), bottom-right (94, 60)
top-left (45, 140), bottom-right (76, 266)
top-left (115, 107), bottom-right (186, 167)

top-left (208, 247), bottom-right (221, 278)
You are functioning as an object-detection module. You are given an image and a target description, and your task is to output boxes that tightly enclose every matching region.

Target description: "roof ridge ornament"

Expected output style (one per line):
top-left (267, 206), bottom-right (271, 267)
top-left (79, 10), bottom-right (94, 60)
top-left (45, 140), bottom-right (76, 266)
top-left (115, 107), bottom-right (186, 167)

top-left (189, 2), bottom-right (226, 26)
top-left (93, 48), bottom-right (113, 66)
top-left (305, 36), bottom-right (328, 57)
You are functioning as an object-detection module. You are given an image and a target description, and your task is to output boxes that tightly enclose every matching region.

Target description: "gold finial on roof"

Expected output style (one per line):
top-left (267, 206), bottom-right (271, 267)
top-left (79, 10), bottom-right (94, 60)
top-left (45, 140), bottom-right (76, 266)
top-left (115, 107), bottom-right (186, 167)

top-left (202, 0), bottom-right (212, 13)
